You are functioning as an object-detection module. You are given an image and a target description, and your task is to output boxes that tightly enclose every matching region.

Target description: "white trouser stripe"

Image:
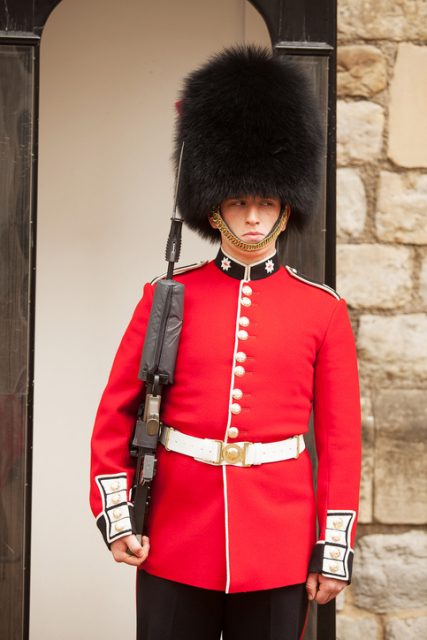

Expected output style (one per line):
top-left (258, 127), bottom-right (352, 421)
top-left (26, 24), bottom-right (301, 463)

top-left (223, 465), bottom-right (231, 593)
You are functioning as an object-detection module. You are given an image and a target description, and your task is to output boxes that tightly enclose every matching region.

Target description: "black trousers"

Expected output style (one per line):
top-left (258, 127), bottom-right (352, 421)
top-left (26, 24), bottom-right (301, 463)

top-left (137, 571), bottom-right (308, 640)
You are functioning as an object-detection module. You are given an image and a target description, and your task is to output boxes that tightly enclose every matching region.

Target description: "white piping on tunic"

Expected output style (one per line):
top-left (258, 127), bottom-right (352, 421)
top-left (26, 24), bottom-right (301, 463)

top-left (150, 261), bottom-right (208, 285)
top-left (222, 466), bottom-right (231, 594)
top-left (285, 265), bottom-right (340, 300)
top-left (223, 279), bottom-right (245, 593)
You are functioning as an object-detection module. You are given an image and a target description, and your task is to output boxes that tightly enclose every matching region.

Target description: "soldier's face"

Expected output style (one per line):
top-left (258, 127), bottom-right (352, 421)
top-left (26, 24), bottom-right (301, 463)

top-left (220, 196), bottom-right (281, 243)
top-left (214, 195), bottom-right (282, 262)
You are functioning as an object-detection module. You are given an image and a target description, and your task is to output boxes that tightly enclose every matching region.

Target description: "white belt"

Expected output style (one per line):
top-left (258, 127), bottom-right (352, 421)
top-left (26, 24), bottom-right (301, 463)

top-left (160, 426), bottom-right (305, 467)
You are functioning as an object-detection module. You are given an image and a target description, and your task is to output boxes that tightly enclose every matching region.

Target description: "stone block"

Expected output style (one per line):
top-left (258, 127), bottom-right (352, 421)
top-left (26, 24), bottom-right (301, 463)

top-left (336, 244), bottom-right (412, 309)
top-left (337, 101), bottom-right (384, 165)
top-left (373, 390), bottom-right (427, 524)
top-left (338, 45), bottom-right (387, 97)
top-left (336, 614), bottom-right (379, 640)
top-left (357, 314), bottom-right (427, 384)
top-left (338, 0), bottom-right (427, 41)
top-left (352, 531), bottom-right (427, 613)
top-left (386, 616), bottom-right (427, 640)
top-left (388, 44), bottom-right (427, 168)
top-left (337, 169), bottom-right (367, 239)
top-left (376, 172), bottom-right (427, 244)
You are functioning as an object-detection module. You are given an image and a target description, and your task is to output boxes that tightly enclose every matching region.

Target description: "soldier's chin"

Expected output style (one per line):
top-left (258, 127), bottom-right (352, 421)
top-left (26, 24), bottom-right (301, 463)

top-left (242, 235), bottom-right (265, 244)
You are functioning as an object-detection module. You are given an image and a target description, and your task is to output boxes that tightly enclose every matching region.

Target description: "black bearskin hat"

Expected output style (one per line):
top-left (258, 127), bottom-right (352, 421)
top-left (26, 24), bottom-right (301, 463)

top-left (174, 46), bottom-right (323, 242)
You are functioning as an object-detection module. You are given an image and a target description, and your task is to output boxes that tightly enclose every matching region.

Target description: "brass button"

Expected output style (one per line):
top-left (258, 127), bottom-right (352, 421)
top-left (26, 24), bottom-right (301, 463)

top-left (111, 493), bottom-right (121, 505)
top-left (239, 316), bottom-right (250, 327)
top-left (232, 389), bottom-right (243, 400)
top-left (234, 365), bottom-right (245, 377)
top-left (329, 563), bottom-right (339, 574)
top-left (230, 403), bottom-right (241, 415)
top-left (112, 509), bottom-right (122, 520)
top-left (242, 285), bottom-right (253, 296)
top-left (330, 549), bottom-right (341, 559)
top-left (332, 535), bottom-right (341, 542)
top-left (241, 297), bottom-right (252, 307)
top-left (237, 330), bottom-right (248, 340)
top-left (110, 481), bottom-right (120, 492)
top-left (333, 518), bottom-right (344, 530)
top-left (228, 427), bottom-right (239, 439)
top-left (114, 523), bottom-right (125, 533)
top-left (235, 352), bottom-right (247, 363)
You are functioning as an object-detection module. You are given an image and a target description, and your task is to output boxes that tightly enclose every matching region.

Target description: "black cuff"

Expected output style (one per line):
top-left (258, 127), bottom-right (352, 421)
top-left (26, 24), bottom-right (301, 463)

top-left (96, 505), bottom-right (135, 549)
top-left (309, 542), bottom-right (354, 583)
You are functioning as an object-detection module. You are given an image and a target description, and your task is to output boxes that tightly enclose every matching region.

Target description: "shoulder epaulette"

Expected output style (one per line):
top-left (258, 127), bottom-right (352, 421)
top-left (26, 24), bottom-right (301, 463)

top-left (285, 265), bottom-right (340, 300)
top-left (150, 261), bottom-right (208, 285)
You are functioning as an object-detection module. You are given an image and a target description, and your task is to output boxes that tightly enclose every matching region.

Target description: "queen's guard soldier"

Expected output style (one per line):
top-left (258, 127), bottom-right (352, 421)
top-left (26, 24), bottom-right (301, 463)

top-left (90, 46), bottom-right (361, 640)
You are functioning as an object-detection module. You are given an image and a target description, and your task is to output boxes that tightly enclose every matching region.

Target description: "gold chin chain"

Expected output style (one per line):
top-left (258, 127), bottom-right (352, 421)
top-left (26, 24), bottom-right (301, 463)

top-left (209, 204), bottom-right (290, 252)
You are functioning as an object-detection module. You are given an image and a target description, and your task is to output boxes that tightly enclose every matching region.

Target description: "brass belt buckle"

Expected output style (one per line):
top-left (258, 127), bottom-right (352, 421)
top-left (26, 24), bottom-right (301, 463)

top-left (216, 442), bottom-right (252, 467)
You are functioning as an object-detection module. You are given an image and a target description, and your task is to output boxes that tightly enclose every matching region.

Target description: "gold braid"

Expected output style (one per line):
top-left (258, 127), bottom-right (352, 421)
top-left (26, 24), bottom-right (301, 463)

top-left (209, 204), bottom-right (290, 252)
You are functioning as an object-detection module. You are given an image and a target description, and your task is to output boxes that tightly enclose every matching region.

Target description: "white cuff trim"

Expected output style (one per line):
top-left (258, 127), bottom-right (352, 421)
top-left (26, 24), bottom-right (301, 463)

top-left (321, 510), bottom-right (355, 581)
top-left (95, 473), bottom-right (133, 543)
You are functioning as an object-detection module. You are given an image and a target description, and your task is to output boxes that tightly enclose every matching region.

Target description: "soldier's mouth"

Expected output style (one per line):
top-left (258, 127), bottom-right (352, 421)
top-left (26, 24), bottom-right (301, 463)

top-left (242, 232), bottom-right (265, 242)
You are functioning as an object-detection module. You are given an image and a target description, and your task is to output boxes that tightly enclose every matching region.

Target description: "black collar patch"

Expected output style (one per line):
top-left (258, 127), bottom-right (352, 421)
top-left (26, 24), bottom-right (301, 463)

top-left (214, 248), bottom-right (280, 281)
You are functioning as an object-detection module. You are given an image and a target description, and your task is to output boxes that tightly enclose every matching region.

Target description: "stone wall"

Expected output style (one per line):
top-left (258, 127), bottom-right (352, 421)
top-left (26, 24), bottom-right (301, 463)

top-left (336, 1), bottom-right (427, 638)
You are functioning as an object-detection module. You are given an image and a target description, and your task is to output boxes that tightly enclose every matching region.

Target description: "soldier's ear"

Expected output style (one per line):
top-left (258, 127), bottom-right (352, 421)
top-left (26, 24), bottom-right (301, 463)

top-left (208, 206), bottom-right (221, 229)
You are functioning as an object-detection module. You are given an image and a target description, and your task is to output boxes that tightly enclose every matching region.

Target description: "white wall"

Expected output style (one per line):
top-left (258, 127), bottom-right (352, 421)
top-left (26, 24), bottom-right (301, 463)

top-left (31, 1), bottom-right (269, 638)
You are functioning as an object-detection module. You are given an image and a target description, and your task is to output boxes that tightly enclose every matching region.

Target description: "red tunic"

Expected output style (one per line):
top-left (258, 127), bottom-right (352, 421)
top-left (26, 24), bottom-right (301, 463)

top-left (90, 250), bottom-right (361, 593)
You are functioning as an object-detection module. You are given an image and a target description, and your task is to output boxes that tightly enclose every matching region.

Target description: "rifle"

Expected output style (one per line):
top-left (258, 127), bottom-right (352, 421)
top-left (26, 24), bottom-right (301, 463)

top-left (130, 144), bottom-right (185, 541)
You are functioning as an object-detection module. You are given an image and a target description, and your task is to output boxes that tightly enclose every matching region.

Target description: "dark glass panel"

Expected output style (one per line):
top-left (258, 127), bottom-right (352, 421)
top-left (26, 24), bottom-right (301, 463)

top-left (0, 44), bottom-right (34, 640)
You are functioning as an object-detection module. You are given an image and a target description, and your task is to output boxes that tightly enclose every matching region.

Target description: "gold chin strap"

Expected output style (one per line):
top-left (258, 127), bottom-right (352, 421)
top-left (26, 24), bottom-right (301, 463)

top-left (209, 204), bottom-right (290, 252)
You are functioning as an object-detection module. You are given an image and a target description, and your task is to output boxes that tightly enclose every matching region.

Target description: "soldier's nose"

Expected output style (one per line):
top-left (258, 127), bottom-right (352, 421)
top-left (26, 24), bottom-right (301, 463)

top-left (246, 207), bottom-right (260, 223)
